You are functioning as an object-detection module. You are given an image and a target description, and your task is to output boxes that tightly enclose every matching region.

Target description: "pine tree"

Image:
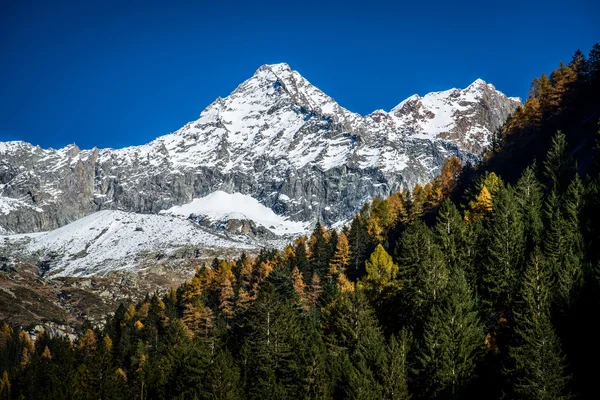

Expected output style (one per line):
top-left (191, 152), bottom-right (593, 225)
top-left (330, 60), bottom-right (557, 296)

top-left (556, 173), bottom-right (585, 310)
top-left (245, 283), bottom-right (302, 399)
top-left (348, 214), bottom-right (371, 280)
top-left (589, 42), bottom-right (600, 86)
top-left (509, 248), bottom-right (570, 400)
top-left (515, 163), bottom-right (544, 250)
top-left (417, 269), bottom-right (483, 400)
top-left (544, 131), bottom-right (570, 191)
top-left (346, 358), bottom-right (383, 400)
top-left (481, 187), bottom-right (525, 320)
top-left (381, 331), bottom-right (411, 400)
top-left (544, 188), bottom-right (567, 280)
top-left (203, 349), bottom-right (242, 400)
top-left (308, 223), bottom-right (330, 278)
top-left (294, 238), bottom-right (310, 279)
top-left (434, 200), bottom-right (471, 277)
top-left (397, 221), bottom-right (449, 329)
top-left (322, 290), bottom-right (381, 354)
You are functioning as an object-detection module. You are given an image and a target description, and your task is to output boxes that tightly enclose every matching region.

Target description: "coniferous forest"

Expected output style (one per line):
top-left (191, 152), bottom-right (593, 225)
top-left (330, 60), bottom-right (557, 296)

top-left (1, 44), bottom-right (600, 399)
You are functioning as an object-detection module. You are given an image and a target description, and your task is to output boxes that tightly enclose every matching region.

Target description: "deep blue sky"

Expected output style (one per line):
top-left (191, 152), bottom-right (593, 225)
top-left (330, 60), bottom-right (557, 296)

top-left (1, 0), bottom-right (598, 150)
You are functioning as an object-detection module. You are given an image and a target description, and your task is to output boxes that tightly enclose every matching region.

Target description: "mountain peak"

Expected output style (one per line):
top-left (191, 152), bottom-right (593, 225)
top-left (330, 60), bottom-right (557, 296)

top-left (254, 62), bottom-right (293, 77)
top-left (0, 63), bottom-right (520, 238)
top-left (469, 78), bottom-right (487, 86)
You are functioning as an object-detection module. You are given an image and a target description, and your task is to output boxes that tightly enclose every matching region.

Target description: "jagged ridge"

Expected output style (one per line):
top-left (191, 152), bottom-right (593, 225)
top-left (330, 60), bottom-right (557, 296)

top-left (0, 63), bottom-right (520, 234)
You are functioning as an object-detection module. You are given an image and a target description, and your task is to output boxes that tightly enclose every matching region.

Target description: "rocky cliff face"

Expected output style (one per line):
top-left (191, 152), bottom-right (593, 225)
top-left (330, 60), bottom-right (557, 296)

top-left (0, 63), bottom-right (520, 234)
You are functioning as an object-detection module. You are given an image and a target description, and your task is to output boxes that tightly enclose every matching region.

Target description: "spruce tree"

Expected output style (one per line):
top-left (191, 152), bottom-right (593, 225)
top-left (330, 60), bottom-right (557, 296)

top-left (509, 248), bottom-right (571, 400)
top-left (294, 239), bottom-right (310, 280)
top-left (515, 163), bottom-right (544, 250)
top-left (556, 173), bottom-right (585, 311)
top-left (543, 131), bottom-right (570, 192)
top-left (397, 221), bottom-right (448, 330)
top-left (308, 223), bottom-right (330, 278)
top-left (481, 187), bottom-right (525, 321)
top-left (434, 200), bottom-right (471, 279)
top-left (416, 269), bottom-right (483, 400)
top-left (203, 349), bottom-right (242, 400)
top-left (245, 283), bottom-right (301, 399)
top-left (381, 331), bottom-right (411, 400)
top-left (348, 215), bottom-right (371, 280)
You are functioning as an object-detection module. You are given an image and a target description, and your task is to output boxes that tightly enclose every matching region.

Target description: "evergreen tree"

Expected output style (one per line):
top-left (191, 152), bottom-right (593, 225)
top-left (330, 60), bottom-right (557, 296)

top-left (348, 214), bottom-right (371, 281)
top-left (295, 238), bottom-right (310, 279)
top-left (245, 283), bottom-right (302, 399)
top-left (308, 223), bottom-right (331, 278)
top-left (322, 290), bottom-right (382, 355)
top-left (515, 163), bottom-right (544, 250)
top-left (544, 131), bottom-right (571, 191)
top-left (509, 249), bottom-right (571, 400)
top-left (481, 187), bottom-right (525, 321)
top-left (558, 172), bottom-right (585, 309)
top-left (203, 349), bottom-right (242, 400)
top-left (381, 331), bottom-right (411, 400)
top-left (416, 269), bottom-right (483, 400)
top-left (397, 221), bottom-right (449, 330)
top-left (434, 200), bottom-right (471, 279)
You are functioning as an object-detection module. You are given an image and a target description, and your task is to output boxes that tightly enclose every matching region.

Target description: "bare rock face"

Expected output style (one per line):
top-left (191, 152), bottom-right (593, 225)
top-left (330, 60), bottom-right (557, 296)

top-left (0, 63), bottom-right (520, 234)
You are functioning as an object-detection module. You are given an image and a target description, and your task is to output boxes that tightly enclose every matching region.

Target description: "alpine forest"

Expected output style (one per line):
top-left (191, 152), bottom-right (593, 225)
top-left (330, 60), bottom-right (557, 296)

top-left (2, 45), bottom-right (600, 400)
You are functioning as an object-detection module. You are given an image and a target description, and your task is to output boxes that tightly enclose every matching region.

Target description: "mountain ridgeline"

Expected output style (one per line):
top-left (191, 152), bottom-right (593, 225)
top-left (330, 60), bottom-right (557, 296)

top-left (1, 45), bottom-right (600, 400)
top-left (0, 63), bottom-right (519, 234)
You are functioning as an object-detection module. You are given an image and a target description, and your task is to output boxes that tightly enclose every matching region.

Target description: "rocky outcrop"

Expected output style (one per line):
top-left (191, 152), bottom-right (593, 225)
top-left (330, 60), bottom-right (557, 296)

top-left (0, 64), bottom-right (520, 234)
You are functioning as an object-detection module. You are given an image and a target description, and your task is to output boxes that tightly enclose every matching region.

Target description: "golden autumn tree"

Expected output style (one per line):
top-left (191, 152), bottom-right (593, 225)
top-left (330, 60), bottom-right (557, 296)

top-left (466, 186), bottom-right (493, 223)
top-left (79, 329), bottom-right (97, 356)
top-left (219, 278), bottom-right (235, 324)
top-left (183, 301), bottom-right (204, 336)
top-left (0, 371), bottom-right (10, 398)
top-left (41, 345), bottom-right (52, 361)
top-left (363, 244), bottom-right (398, 293)
top-left (18, 331), bottom-right (33, 369)
top-left (282, 244), bottom-right (296, 269)
top-left (123, 304), bottom-right (136, 326)
top-left (291, 266), bottom-right (308, 306)
top-left (0, 323), bottom-right (12, 351)
top-left (431, 156), bottom-right (462, 205)
top-left (329, 232), bottom-right (350, 277)
top-left (236, 286), bottom-right (253, 310)
top-left (256, 260), bottom-right (274, 283)
top-left (336, 271), bottom-right (355, 294)
top-left (386, 191), bottom-right (409, 226)
top-left (411, 184), bottom-right (426, 220)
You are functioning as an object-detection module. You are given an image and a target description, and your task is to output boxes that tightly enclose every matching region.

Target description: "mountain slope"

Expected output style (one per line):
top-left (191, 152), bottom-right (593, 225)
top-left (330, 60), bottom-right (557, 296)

top-left (2, 209), bottom-right (265, 277)
top-left (0, 63), bottom-right (520, 234)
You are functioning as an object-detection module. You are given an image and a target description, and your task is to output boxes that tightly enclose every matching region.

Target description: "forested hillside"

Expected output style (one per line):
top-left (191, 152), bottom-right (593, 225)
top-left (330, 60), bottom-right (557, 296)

top-left (1, 44), bottom-right (600, 400)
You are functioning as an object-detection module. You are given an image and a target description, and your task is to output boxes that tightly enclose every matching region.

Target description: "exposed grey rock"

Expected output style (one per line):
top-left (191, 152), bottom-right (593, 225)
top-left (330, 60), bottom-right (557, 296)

top-left (0, 63), bottom-right (520, 234)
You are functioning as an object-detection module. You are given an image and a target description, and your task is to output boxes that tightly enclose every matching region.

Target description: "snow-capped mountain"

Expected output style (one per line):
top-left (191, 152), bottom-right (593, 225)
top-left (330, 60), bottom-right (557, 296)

top-left (0, 63), bottom-right (520, 235)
